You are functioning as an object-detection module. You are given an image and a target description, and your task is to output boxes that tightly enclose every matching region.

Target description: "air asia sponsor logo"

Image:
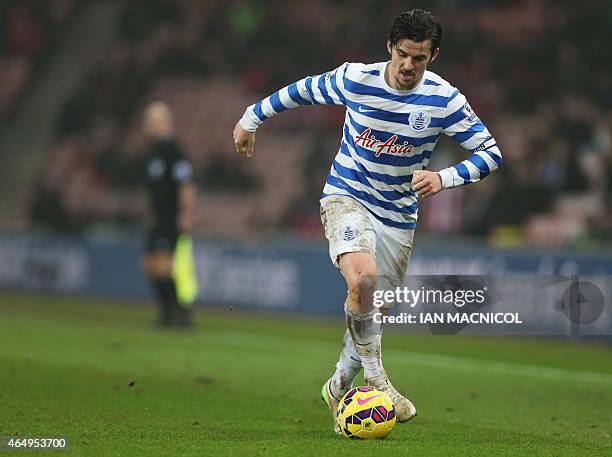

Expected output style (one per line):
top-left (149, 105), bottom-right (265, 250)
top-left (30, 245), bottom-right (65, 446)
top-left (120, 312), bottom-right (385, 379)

top-left (354, 128), bottom-right (414, 157)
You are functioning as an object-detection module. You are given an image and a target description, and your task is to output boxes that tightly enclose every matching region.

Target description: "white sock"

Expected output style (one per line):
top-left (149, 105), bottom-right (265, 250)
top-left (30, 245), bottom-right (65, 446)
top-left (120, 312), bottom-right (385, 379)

top-left (329, 329), bottom-right (362, 400)
top-left (344, 301), bottom-right (384, 381)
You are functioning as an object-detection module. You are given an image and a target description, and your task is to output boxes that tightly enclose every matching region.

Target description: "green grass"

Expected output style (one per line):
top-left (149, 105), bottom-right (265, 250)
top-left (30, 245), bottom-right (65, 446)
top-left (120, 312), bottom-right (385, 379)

top-left (0, 293), bottom-right (611, 456)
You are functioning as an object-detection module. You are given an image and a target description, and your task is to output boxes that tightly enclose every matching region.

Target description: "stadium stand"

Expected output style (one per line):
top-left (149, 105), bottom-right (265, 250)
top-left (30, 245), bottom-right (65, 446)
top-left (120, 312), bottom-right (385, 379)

top-left (0, 0), bottom-right (79, 118)
top-left (1, 0), bottom-right (609, 247)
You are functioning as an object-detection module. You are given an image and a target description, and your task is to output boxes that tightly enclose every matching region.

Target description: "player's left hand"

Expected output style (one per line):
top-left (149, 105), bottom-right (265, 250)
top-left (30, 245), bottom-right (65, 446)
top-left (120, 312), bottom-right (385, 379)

top-left (411, 170), bottom-right (443, 198)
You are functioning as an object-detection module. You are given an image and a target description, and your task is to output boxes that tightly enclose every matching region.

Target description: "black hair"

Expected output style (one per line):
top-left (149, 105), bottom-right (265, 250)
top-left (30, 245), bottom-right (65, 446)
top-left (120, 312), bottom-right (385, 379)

top-left (388, 9), bottom-right (442, 52)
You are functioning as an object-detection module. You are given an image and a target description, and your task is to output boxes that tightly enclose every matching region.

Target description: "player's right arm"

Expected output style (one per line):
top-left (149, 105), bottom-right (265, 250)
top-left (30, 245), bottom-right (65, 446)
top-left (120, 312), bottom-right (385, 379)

top-left (234, 63), bottom-right (349, 157)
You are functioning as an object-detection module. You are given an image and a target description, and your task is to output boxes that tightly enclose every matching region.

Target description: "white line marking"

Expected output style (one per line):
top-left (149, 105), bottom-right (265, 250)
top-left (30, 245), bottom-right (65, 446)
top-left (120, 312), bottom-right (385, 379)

top-left (206, 328), bottom-right (612, 385)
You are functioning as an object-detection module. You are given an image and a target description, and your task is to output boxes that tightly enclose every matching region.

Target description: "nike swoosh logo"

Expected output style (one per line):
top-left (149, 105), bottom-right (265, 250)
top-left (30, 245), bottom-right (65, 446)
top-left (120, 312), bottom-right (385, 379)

top-left (357, 394), bottom-right (382, 405)
top-left (358, 106), bottom-right (376, 113)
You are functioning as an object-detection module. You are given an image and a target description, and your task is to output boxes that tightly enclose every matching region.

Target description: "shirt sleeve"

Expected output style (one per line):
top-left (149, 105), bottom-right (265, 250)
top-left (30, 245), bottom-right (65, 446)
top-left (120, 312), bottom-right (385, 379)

top-left (170, 141), bottom-right (193, 184)
top-left (239, 62), bottom-right (349, 132)
top-left (437, 90), bottom-right (503, 189)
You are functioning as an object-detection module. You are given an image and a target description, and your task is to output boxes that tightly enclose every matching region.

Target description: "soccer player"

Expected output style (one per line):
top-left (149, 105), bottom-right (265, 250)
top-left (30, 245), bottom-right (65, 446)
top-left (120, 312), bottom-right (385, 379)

top-left (233, 10), bottom-right (502, 432)
top-left (142, 101), bottom-right (196, 328)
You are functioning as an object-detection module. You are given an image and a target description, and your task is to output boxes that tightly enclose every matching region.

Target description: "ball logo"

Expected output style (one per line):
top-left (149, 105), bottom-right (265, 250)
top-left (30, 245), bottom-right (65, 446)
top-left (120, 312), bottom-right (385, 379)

top-left (408, 111), bottom-right (430, 131)
top-left (342, 226), bottom-right (356, 241)
top-left (357, 394), bottom-right (382, 405)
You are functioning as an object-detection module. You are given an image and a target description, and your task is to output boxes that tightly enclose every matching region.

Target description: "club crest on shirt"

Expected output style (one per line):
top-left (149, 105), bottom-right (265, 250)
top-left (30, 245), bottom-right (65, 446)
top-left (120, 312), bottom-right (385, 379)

top-left (408, 111), bottom-right (431, 131)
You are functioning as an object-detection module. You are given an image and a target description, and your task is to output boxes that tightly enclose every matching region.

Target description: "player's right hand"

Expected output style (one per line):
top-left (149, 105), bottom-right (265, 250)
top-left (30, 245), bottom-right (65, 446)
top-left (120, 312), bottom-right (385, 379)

top-left (233, 122), bottom-right (255, 157)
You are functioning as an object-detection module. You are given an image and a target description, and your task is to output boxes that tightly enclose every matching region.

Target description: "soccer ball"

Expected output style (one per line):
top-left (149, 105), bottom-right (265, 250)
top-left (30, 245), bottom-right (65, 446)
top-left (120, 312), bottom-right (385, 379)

top-left (337, 386), bottom-right (396, 439)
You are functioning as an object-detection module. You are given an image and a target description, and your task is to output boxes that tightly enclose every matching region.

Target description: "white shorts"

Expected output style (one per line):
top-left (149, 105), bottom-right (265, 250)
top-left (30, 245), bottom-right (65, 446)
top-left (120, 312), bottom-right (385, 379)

top-left (320, 195), bottom-right (414, 287)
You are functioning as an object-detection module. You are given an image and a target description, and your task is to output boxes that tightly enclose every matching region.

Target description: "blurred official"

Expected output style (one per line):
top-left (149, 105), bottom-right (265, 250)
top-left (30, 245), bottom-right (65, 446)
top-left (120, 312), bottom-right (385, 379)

top-left (142, 102), bottom-right (195, 328)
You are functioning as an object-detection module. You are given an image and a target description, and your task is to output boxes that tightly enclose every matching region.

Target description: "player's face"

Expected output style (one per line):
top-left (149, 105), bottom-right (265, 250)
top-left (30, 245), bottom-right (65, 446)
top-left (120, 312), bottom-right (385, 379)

top-left (386, 38), bottom-right (439, 90)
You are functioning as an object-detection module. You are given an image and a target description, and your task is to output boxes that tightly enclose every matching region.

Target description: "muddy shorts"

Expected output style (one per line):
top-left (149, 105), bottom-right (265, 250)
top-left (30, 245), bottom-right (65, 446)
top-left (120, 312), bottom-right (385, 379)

top-left (320, 195), bottom-right (414, 293)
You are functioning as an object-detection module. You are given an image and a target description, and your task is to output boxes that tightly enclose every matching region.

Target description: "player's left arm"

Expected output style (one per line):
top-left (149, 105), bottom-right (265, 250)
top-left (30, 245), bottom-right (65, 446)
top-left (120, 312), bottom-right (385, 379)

top-left (412, 90), bottom-right (503, 198)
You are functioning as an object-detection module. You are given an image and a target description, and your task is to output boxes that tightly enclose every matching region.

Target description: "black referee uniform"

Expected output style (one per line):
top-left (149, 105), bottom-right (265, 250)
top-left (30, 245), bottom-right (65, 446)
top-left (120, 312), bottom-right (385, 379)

top-left (145, 136), bottom-right (193, 326)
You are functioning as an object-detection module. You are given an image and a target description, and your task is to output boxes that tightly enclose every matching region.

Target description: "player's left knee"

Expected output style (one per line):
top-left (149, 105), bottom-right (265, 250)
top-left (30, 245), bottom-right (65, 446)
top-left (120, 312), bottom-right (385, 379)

top-left (348, 270), bottom-right (376, 295)
top-left (349, 272), bottom-right (377, 311)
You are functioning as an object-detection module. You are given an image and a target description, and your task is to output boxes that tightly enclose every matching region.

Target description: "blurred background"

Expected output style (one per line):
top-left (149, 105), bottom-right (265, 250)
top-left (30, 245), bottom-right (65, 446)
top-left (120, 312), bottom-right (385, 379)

top-left (0, 0), bottom-right (611, 322)
top-left (2, 4), bottom-right (611, 453)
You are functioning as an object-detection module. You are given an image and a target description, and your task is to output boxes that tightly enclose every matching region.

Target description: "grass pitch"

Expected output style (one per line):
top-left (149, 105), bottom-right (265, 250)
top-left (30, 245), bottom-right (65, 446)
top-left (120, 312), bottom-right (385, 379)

top-left (0, 293), bottom-right (611, 456)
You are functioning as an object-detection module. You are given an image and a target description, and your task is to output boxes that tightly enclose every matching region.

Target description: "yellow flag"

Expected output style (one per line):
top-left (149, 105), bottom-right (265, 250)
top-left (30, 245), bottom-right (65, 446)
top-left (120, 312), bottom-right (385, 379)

top-left (172, 234), bottom-right (199, 307)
